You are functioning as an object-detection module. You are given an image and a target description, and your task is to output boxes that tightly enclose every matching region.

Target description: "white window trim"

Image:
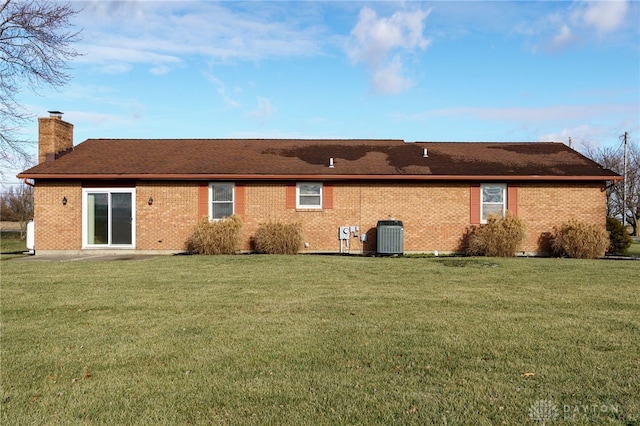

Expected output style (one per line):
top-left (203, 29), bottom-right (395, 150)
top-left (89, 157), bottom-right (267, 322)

top-left (82, 188), bottom-right (136, 248)
top-left (480, 183), bottom-right (506, 224)
top-left (208, 182), bottom-right (235, 220)
top-left (296, 182), bottom-right (323, 209)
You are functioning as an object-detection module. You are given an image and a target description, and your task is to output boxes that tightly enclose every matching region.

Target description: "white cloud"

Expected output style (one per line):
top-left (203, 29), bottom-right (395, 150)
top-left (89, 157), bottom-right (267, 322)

top-left (370, 56), bottom-right (413, 95)
top-left (76, 2), bottom-right (327, 75)
top-left (395, 102), bottom-right (639, 145)
top-left (99, 63), bottom-right (133, 75)
top-left (579, 0), bottom-right (628, 33)
top-left (537, 125), bottom-right (602, 146)
top-left (536, 124), bottom-right (636, 150)
top-left (513, 0), bottom-right (632, 53)
top-left (250, 97), bottom-right (275, 122)
top-left (75, 44), bottom-right (182, 73)
top-left (203, 74), bottom-right (241, 109)
top-left (550, 24), bottom-right (574, 50)
top-left (65, 110), bottom-right (142, 128)
top-left (346, 7), bottom-right (431, 95)
top-left (150, 66), bottom-right (171, 76)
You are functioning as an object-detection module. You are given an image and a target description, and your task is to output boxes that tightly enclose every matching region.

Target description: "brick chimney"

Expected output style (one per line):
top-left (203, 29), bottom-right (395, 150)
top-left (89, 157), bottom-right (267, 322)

top-left (38, 111), bottom-right (74, 163)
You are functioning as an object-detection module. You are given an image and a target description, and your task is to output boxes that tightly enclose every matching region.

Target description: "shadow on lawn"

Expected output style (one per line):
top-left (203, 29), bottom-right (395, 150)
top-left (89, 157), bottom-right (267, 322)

top-left (437, 258), bottom-right (499, 268)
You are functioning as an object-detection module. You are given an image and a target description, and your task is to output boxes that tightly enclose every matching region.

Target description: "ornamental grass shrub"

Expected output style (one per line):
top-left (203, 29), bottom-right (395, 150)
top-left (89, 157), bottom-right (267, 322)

top-left (552, 218), bottom-right (609, 259)
top-left (185, 215), bottom-right (242, 255)
top-left (606, 216), bottom-right (632, 255)
top-left (253, 221), bottom-right (303, 255)
top-left (465, 213), bottom-right (526, 257)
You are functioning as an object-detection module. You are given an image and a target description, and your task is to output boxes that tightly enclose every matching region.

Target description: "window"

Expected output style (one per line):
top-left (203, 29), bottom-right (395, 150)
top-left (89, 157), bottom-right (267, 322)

top-left (82, 188), bottom-right (135, 247)
top-left (209, 183), bottom-right (234, 219)
top-left (481, 184), bottom-right (506, 223)
top-left (297, 182), bottom-right (322, 209)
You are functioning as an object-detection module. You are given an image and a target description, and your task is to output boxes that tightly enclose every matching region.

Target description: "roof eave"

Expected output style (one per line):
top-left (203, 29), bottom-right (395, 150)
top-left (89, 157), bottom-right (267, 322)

top-left (17, 173), bottom-right (623, 182)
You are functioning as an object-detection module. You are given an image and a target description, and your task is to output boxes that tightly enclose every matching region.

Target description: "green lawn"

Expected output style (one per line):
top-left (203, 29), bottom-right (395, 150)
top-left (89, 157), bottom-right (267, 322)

top-left (628, 240), bottom-right (640, 257)
top-left (1, 255), bottom-right (639, 425)
top-left (0, 232), bottom-right (27, 260)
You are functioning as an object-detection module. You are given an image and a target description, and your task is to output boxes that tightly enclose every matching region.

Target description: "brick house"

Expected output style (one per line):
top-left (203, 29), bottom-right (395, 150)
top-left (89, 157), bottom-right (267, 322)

top-left (18, 113), bottom-right (621, 255)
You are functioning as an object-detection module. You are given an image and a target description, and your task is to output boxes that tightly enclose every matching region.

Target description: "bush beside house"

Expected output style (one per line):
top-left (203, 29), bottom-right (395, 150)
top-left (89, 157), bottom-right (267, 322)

top-left (606, 217), bottom-right (632, 255)
top-left (463, 213), bottom-right (526, 257)
top-left (252, 221), bottom-right (303, 255)
top-left (185, 215), bottom-right (242, 255)
top-left (552, 219), bottom-right (610, 259)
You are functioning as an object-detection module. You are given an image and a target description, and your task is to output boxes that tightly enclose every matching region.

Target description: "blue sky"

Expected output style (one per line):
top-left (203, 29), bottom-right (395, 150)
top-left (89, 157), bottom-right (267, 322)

top-left (9, 0), bottom-right (640, 181)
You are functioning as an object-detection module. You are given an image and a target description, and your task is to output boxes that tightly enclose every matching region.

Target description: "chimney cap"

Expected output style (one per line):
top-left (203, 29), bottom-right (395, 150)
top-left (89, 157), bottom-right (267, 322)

top-left (48, 110), bottom-right (64, 117)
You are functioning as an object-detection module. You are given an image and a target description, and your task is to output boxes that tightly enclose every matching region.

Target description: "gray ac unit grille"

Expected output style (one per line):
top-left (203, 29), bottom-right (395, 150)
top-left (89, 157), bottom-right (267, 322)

top-left (377, 220), bottom-right (404, 255)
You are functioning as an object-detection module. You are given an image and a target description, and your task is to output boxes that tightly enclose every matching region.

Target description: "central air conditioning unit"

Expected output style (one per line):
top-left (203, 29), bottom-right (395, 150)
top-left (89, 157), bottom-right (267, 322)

top-left (376, 220), bottom-right (404, 255)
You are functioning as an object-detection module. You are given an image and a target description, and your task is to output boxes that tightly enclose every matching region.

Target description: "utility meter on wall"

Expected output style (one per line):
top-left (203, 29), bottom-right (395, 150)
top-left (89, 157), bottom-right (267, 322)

top-left (339, 226), bottom-right (350, 240)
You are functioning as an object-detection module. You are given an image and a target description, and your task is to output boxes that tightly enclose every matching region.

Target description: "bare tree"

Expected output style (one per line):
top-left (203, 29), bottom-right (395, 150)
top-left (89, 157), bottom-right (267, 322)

top-left (627, 145), bottom-right (640, 235)
top-left (0, 184), bottom-right (33, 238)
top-left (0, 0), bottom-right (80, 175)
top-left (584, 140), bottom-right (640, 236)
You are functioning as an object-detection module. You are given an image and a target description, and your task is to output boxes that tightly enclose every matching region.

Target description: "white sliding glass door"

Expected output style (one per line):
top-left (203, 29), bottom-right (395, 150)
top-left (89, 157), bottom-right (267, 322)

top-left (83, 188), bottom-right (136, 248)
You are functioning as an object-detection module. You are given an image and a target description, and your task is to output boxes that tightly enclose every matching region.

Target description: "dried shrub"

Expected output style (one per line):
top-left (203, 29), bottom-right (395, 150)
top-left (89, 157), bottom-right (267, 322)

top-left (536, 232), bottom-right (554, 255)
top-left (465, 213), bottom-right (526, 257)
top-left (253, 221), bottom-right (303, 255)
top-left (606, 216), bottom-right (632, 255)
top-left (551, 219), bottom-right (609, 259)
top-left (457, 225), bottom-right (477, 254)
top-left (185, 215), bottom-right (242, 255)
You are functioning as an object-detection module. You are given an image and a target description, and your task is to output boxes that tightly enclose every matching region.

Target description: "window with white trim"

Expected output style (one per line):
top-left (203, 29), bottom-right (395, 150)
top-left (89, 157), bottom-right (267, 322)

top-left (209, 183), bottom-right (234, 220)
top-left (297, 182), bottom-right (322, 209)
top-left (481, 183), bottom-right (506, 223)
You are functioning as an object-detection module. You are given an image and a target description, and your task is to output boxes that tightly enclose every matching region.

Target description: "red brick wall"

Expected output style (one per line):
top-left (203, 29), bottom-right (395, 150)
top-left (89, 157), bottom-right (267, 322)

top-left (517, 182), bottom-right (607, 253)
top-left (38, 117), bottom-right (73, 164)
top-left (34, 181), bottom-right (82, 250)
top-left (33, 180), bottom-right (607, 254)
top-left (235, 181), bottom-right (607, 254)
top-left (136, 182), bottom-right (199, 251)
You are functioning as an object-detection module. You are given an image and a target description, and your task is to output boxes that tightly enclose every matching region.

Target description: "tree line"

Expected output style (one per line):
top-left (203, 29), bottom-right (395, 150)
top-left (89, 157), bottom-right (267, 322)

top-left (585, 141), bottom-right (640, 236)
top-left (0, 184), bottom-right (33, 238)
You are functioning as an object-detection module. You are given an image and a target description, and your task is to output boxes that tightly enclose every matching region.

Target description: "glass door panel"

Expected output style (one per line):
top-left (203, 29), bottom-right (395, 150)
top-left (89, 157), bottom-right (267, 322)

top-left (85, 189), bottom-right (134, 247)
top-left (88, 193), bottom-right (109, 244)
top-left (111, 193), bottom-right (132, 245)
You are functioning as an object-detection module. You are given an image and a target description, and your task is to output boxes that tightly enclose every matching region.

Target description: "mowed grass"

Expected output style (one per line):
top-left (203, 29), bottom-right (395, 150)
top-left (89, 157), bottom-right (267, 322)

top-left (1, 255), bottom-right (639, 425)
top-left (628, 240), bottom-right (640, 257)
top-left (0, 232), bottom-right (27, 260)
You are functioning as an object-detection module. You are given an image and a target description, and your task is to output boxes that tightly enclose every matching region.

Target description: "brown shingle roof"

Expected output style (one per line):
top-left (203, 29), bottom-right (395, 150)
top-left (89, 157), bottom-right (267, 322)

top-left (18, 139), bottom-right (620, 181)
